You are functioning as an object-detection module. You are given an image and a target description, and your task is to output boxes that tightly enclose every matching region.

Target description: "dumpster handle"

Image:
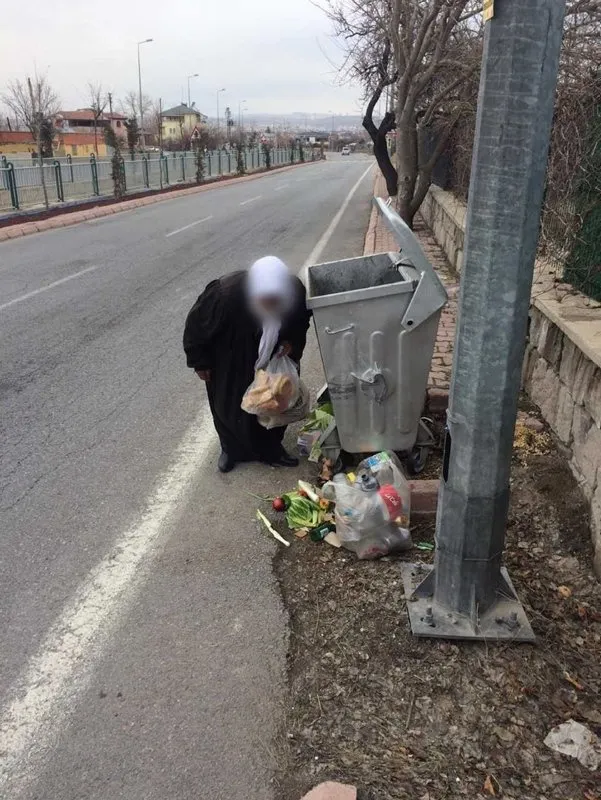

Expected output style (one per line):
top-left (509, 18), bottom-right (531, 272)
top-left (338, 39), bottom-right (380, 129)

top-left (325, 323), bottom-right (355, 335)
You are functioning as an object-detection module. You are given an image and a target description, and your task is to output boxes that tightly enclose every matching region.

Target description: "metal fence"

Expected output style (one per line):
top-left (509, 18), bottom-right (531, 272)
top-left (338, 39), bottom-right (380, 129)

top-left (0, 147), bottom-right (313, 215)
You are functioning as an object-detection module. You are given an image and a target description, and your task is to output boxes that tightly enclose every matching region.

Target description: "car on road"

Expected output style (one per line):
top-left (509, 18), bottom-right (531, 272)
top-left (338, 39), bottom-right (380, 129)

top-left (341, 145), bottom-right (351, 156)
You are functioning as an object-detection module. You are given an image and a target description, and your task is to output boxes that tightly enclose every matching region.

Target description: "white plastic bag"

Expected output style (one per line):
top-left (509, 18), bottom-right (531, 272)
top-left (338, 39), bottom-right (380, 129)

top-left (259, 380), bottom-right (310, 429)
top-left (241, 353), bottom-right (300, 418)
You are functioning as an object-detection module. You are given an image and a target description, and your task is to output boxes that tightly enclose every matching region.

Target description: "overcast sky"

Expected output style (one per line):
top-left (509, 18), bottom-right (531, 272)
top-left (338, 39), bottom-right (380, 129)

top-left (1, 0), bottom-right (364, 119)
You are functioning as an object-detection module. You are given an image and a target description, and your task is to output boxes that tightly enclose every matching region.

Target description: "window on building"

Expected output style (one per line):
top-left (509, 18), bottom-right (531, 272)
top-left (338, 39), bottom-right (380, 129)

top-left (116, 120), bottom-right (121, 128)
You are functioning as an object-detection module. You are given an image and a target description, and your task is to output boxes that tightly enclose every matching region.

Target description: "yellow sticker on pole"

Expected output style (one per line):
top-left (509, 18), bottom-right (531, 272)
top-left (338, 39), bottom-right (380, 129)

top-left (483, 0), bottom-right (494, 21)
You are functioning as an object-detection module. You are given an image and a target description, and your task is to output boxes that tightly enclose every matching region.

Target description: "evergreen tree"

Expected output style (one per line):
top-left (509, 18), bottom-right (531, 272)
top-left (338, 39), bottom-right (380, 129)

top-left (104, 127), bottom-right (126, 198)
top-left (262, 142), bottom-right (271, 170)
top-left (236, 141), bottom-right (246, 175)
top-left (195, 144), bottom-right (205, 184)
top-left (124, 117), bottom-right (140, 160)
top-left (39, 116), bottom-right (54, 158)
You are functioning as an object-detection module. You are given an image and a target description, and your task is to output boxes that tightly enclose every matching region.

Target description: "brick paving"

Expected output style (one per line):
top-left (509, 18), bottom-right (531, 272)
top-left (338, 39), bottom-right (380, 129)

top-left (364, 174), bottom-right (458, 390)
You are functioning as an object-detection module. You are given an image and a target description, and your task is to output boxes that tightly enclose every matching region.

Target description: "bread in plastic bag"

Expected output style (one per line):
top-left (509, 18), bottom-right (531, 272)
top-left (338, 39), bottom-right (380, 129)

top-left (258, 379), bottom-right (310, 429)
top-left (241, 353), bottom-right (300, 416)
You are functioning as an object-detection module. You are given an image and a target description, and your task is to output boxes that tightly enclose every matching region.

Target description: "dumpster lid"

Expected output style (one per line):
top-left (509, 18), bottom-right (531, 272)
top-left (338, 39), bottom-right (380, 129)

top-left (374, 197), bottom-right (448, 328)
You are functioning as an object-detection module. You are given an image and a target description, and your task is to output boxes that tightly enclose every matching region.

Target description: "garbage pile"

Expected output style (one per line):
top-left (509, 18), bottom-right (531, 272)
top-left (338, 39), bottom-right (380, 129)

top-left (257, 451), bottom-right (414, 560)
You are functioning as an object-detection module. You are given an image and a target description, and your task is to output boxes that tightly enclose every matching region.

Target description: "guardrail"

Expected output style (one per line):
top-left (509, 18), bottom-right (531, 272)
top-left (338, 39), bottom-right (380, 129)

top-left (0, 147), bottom-right (313, 215)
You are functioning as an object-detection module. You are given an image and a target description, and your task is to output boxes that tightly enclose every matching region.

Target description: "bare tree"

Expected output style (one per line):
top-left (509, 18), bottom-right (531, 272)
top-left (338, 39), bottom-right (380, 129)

top-left (146, 100), bottom-right (162, 142)
top-left (326, 0), bottom-right (601, 229)
top-left (324, 0), bottom-right (482, 226)
top-left (88, 82), bottom-right (107, 155)
top-left (2, 75), bottom-right (59, 209)
top-left (121, 90), bottom-right (152, 122)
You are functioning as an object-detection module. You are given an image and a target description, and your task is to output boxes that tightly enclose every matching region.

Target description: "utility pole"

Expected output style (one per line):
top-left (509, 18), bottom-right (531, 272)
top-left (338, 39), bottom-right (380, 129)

top-left (137, 38), bottom-right (153, 151)
top-left (158, 97), bottom-right (163, 189)
top-left (187, 73), bottom-right (198, 108)
top-left (27, 76), bottom-right (49, 209)
top-left (216, 88), bottom-right (225, 142)
top-left (108, 92), bottom-right (113, 116)
top-left (402, 0), bottom-right (566, 641)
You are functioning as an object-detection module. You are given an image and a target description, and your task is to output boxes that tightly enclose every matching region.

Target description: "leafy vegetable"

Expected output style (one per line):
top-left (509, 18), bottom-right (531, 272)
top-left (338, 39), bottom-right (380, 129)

top-left (283, 491), bottom-right (325, 530)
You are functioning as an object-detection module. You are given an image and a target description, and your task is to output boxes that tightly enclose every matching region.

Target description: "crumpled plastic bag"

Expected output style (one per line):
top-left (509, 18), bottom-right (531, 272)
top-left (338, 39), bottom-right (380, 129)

top-left (544, 719), bottom-right (601, 771)
top-left (258, 379), bottom-right (310, 429)
top-left (241, 352), bottom-right (309, 429)
top-left (323, 451), bottom-right (412, 560)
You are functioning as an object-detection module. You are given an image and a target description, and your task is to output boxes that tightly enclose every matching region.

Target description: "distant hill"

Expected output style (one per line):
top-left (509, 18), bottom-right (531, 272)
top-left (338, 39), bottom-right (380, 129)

top-left (208, 111), bottom-right (381, 131)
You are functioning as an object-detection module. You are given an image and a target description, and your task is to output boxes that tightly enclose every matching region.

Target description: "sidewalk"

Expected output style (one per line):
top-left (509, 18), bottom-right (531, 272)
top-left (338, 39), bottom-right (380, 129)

top-left (280, 176), bottom-right (601, 800)
top-left (364, 173), bottom-right (458, 393)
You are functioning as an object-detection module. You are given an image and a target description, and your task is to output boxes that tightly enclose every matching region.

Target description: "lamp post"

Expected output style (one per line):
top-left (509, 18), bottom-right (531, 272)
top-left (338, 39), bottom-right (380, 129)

top-left (238, 100), bottom-right (247, 141)
top-left (328, 109), bottom-right (335, 151)
top-left (216, 88), bottom-right (226, 141)
top-left (187, 73), bottom-right (198, 108)
top-left (137, 38), bottom-right (153, 150)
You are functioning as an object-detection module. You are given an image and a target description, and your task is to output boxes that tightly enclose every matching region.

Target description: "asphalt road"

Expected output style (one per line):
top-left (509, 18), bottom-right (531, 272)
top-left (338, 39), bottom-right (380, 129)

top-left (0, 154), bottom-right (375, 800)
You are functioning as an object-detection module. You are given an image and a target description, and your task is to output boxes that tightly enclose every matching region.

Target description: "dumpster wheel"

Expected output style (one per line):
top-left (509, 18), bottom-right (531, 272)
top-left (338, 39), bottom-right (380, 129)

top-left (406, 417), bottom-right (436, 475)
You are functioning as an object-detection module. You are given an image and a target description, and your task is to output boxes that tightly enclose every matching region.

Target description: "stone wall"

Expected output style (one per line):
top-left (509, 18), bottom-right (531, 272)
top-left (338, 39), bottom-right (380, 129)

top-left (523, 310), bottom-right (601, 573)
top-left (420, 185), bottom-right (601, 575)
top-left (420, 185), bottom-right (466, 274)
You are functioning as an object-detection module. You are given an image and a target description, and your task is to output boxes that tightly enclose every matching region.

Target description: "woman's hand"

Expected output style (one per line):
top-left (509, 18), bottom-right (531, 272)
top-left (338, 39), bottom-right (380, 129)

top-left (278, 342), bottom-right (292, 358)
top-left (195, 369), bottom-right (211, 381)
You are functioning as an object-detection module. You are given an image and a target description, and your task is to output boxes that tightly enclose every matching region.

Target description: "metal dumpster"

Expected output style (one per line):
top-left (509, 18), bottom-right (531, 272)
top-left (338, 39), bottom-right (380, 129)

top-left (306, 197), bottom-right (448, 454)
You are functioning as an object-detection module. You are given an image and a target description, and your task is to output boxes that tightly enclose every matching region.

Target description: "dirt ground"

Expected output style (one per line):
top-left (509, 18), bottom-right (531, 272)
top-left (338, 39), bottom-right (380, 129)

top-left (274, 407), bottom-right (601, 800)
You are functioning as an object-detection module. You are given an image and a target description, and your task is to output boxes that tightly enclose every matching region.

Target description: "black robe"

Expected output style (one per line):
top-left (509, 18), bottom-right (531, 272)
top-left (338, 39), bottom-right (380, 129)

top-left (183, 270), bottom-right (312, 462)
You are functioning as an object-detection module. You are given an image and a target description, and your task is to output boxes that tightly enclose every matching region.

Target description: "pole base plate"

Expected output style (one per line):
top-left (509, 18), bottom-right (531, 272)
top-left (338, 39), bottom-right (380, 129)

top-left (400, 563), bottom-right (535, 642)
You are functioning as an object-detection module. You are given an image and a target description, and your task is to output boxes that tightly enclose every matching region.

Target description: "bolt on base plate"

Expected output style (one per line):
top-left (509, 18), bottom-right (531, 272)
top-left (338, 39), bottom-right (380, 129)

top-left (400, 563), bottom-right (535, 642)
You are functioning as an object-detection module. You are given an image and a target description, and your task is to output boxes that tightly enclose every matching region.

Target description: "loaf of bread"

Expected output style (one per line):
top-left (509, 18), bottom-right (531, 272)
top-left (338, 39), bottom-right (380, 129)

top-left (242, 369), bottom-right (295, 414)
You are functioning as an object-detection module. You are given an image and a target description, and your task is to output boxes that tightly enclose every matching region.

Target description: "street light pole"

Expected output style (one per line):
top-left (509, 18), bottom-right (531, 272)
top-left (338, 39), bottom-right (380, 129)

top-left (216, 88), bottom-right (225, 141)
top-left (137, 38), bottom-right (153, 151)
top-left (187, 73), bottom-right (199, 108)
top-left (238, 100), bottom-right (247, 141)
top-left (401, 0), bottom-right (566, 642)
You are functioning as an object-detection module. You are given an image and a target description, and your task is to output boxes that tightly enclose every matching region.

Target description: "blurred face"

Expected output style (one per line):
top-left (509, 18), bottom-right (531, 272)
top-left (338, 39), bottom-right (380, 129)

top-left (254, 293), bottom-right (284, 316)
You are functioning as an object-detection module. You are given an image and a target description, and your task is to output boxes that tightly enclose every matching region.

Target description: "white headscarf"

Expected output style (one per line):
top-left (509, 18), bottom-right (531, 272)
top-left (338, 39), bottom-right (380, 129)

top-left (247, 256), bottom-right (295, 369)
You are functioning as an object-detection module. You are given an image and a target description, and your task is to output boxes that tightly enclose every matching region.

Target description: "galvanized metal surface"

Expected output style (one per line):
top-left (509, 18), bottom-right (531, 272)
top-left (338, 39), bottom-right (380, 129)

top-left (306, 202), bottom-right (447, 453)
top-left (415, 0), bottom-right (566, 640)
top-left (401, 564), bottom-right (536, 642)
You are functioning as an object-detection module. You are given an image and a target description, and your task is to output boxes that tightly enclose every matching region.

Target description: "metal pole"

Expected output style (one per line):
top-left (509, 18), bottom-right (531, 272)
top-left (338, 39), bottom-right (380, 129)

top-left (158, 97), bottom-right (163, 189)
top-left (402, 0), bottom-right (566, 642)
top-left (187, 73), bottom-right (198, 108)
top-left (137, 38), bottom-right (153, 151)
top-left (137, 44), bottom-right (143, 149)
top-left (216, 88), bottom-right (225, 143)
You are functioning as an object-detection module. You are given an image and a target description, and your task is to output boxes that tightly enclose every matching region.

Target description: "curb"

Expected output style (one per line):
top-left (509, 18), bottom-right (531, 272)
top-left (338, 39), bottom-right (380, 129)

top-left (410, 479), bottom-right (440, 517)
top-left (427, 388), bottom-right (449, 414)
top-left (0, 161), bottom-right (317, 243)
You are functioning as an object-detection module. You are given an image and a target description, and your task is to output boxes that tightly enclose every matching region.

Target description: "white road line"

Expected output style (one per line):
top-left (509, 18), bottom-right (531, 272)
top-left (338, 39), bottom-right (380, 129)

top-left (165, 215), bottom-right (213, 238)
top-left (240, 195), bottom-right (262, 206)
top-left (302, 161), bottom-right (374, 272)
top-left (0, 410), bottom-right (216, 797)
top-left (274, 184), bottom-right (289, 191)
top-left (0, 266), bottom-right (99, 312)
